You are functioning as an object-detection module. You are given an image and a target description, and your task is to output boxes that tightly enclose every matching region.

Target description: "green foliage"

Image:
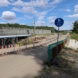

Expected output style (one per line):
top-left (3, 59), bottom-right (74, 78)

top-left (17, 39), bottom-right (32, 46)
top-left (71, 20), bottom-right (78, 40)
top-left (70, 33), bottom-right (78, 41)
top-left (60, 31), bottom-right (67, 35)
top-left (72, 20), bottom-right (78, 33)
top-left (36, 26), bottom-right (56, 32)
top-left (0, 23), bottom-right (56, 32)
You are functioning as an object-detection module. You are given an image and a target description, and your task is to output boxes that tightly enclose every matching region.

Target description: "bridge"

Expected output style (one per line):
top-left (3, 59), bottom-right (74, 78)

top-left (0, 27), bottom-right (70, 78)
top-left (0, 33), bottom-right (70, 78)
top-left (0, 27), bottom-right (51, 49)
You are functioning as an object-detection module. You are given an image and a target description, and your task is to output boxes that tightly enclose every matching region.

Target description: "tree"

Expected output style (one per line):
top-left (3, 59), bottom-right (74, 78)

top-left (0, 23), bottom-right (56, 32)
top-left (73, 20), bottom-right (78, 33)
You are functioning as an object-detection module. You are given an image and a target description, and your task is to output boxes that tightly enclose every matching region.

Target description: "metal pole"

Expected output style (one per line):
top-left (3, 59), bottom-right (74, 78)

top-left (57, 27), bottom-right (59, 55)
top-left (34, 18), bottom-right (35, 35)
top-left (33, 18), bottom-right (36, 47)
top-left (57, 27), bottom-right (59, 43)
top-left (34, 18), bottom-right (36, 40)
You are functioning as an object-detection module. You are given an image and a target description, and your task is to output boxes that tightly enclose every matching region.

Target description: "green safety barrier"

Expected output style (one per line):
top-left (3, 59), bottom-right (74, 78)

top-left (48, 36), bottom-right (68, 63)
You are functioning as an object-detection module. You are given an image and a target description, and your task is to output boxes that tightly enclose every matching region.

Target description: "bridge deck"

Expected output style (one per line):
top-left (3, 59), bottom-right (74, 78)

top-left (0, 34), bottom-right (31, 38)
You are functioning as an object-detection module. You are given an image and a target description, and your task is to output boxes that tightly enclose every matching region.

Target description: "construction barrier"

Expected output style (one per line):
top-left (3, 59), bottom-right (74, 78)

top-left (0, 44), bottom-right (14, 49)
top-left (48, 35), bottom-right (69, 64)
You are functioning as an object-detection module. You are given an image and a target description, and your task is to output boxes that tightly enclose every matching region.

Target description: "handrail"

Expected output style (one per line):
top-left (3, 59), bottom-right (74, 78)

top-left (48, 36), bottom-right (68, 63)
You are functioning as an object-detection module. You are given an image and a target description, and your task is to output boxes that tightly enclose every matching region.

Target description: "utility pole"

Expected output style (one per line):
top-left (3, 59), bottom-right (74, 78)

top-left (33, 18), bottom-right (36, 47)
top-left (34, 18), bottom-right (36, 35)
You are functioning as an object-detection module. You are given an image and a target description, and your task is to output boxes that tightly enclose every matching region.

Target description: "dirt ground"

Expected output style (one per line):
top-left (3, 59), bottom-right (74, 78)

top-left (35, 47), bottom-right (78, 78)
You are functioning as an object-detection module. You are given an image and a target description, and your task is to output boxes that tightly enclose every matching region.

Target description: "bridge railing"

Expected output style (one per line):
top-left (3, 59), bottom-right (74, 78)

top-left (48, 35), bottom-right (70, 64)
top-left (0, 27), bottom-right (51, 36)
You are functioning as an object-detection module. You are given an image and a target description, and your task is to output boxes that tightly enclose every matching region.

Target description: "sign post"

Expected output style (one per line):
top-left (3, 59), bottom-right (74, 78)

top-left (54, 18), bottom-right (64, 55)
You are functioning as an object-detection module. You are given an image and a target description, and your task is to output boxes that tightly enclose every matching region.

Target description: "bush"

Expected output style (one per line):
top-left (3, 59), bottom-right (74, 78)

top-left (70, 33), bottom-right (78, 41)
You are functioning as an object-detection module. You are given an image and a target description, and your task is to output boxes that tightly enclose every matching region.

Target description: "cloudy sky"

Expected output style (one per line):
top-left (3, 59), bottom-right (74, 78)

top-left (0, 0), bottom-right (78, 30)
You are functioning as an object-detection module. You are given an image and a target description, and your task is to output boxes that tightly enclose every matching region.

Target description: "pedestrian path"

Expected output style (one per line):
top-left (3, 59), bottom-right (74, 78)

top-left (0, 35), bottom-right (67, 78)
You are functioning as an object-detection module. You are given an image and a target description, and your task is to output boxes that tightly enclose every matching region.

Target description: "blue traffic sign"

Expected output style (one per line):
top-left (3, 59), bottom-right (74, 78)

top-left (54, 18), bottom-right (64, 27)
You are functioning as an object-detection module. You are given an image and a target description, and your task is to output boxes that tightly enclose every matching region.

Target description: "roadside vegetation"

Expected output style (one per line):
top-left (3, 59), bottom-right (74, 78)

top-left (60, 31), bottom-right (68, 35)
top-left (16, 35), bottom-right (46, 46)
top-left (70, 20), bottom-right (78, 41)
top-left (70, 33), bottom-right (78, 41)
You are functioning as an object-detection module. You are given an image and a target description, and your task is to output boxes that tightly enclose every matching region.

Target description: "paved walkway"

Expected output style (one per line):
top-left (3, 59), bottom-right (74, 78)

top-left (0, 35), bottom-right (67, 78)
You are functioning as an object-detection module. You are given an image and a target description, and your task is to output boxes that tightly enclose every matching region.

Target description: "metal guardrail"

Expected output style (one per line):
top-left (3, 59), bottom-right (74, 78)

top-left (48, 36), bottom-right (69, 64)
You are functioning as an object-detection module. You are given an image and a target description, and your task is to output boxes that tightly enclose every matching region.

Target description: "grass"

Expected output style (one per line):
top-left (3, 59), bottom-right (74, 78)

top-left (16, 34), bottom-right (47, 46)
top-left (17, 38), bottom-right (32, 46)
top-left (64, 47), bottom-right (78, 53)
top-left (70, 33), bottom-right (78, 41)
top-left (61, 32), bottom-right (67, 35)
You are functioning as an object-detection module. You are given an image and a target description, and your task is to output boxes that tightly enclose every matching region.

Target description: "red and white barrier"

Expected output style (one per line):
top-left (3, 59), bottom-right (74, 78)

top-left (0, 44), bottom-right (14, 49)
top-left (0, 52), bottom-right (11, 56)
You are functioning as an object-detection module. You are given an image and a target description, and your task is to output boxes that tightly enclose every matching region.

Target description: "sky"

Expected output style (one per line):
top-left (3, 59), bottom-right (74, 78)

top-left (0, 0), bottom-right (78, 30)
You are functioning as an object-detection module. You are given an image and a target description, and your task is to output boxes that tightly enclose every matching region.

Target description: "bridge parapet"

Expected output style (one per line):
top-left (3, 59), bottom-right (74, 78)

top-left (0, 27), bottom-right (51, 36)
top-left (48, 35), bottom-right (70, 64)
